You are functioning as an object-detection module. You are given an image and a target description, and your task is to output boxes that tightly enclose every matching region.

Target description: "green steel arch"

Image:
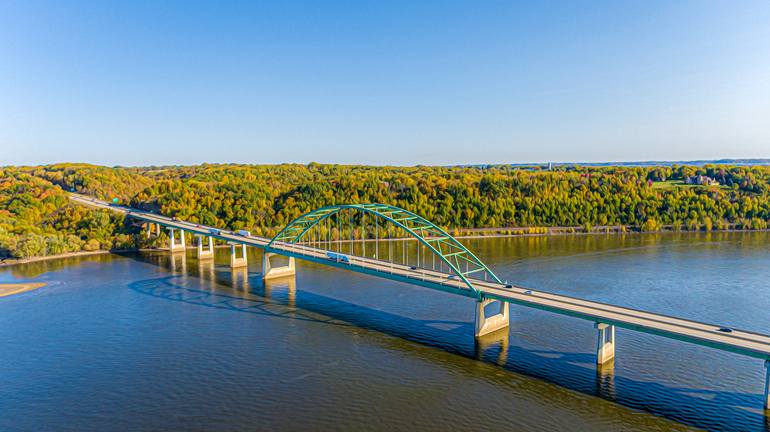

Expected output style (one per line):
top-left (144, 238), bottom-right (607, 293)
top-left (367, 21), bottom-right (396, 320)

top-left (267, 204), bottom-right (502, 295)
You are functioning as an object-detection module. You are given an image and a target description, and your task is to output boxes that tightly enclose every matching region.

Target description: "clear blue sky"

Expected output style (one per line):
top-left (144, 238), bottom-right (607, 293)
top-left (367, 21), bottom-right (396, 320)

top-left (1, 1), bottom-right (769, 166)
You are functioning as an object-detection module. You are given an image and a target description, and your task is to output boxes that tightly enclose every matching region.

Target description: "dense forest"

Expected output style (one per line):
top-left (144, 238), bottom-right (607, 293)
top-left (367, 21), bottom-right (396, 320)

top-left (2, 162), bottom-right (770, 259)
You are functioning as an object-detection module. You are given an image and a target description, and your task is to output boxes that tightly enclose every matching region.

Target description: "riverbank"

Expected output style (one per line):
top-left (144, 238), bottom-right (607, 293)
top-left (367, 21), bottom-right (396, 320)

top-left (0, 249), bottom-right (159, 268)
top-left (452, 224), bottom-right (770, 239)
top-left (3, 225), bottom-right (769, 268)
top-left (0, 282), bottom-right (47, 297)
top-left (0, 250), bottom-right (114, 267)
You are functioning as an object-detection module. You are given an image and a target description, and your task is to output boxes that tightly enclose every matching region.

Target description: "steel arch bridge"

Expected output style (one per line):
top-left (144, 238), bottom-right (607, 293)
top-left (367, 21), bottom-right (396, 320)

top-left (266, 203), bottom-right (502, 295)
top-left (71, 192), bottom-right (770, 409)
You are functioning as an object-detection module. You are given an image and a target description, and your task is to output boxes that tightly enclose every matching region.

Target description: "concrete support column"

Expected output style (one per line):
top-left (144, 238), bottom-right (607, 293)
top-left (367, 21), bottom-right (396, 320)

top-left (196, 235), bottom-right (214, 260)
top-left (474, 297), bottom-right (510, 338)
top-left (764, 360), bottom-right (770, 410)
top-left (262, 252), bottom-right (296, 280)
top-left (595, 322), bottom-right (616, 364)
top-left (155, 224), bottom-right (160, 236)
top-left (145, 223), bottom-right (152, 239)
top-left (230, 243), bottom-right (248, 268)
top-left (168, 227), bottom-right (186, 252)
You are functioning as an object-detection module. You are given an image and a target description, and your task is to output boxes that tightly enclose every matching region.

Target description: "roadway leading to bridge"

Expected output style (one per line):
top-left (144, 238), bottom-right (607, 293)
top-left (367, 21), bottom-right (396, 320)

top-left (69, 192), bottom-right (770, 407)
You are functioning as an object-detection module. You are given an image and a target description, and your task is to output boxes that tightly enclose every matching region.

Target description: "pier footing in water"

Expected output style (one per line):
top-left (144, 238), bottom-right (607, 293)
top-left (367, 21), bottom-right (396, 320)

top-left (229, 243), bottom-right (248, 268)
top-left (196, 235), bottom-right (214, 260)
top-left (167, 227), bottom-right (186, 253)
top-left (263, 252), bottom-right (295, 280)
top-left (475, 298), bottom-right (509, 338)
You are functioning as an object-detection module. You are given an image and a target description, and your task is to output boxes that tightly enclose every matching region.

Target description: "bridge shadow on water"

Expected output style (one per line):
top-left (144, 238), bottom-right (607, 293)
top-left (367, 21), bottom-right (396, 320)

top-left (126, 252), bottom-right (770, 432)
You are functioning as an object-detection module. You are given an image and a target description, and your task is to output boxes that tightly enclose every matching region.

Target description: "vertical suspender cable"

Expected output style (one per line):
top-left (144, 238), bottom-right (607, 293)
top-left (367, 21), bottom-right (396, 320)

top-left (335, 212), bottom-right (342, 253)
top-left (349, 209), bottom-right (352, 255)
top-left (389, 227), bottom-right (393, 273)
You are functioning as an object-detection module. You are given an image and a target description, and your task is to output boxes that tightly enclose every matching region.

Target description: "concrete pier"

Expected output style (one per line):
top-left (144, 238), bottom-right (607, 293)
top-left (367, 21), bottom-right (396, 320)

top-left (229, 243), bottom-right (248, 268)
top-left (167, 227), bottom-right (186, 252)
top-left (595, 322), bottom-right (616, 364)
top-left (262, 252), bottom-right (296, 280)
top-left (195, 235), bottom-right (214, 260)
top-left (474, 297), bottom-right (509, 338)
top-left (145, 222), bottom-right (153, 239)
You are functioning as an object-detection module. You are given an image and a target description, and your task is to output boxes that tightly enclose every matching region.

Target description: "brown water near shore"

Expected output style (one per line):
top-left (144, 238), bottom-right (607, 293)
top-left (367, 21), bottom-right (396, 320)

top-left (0, 282), bottom-right (46, 297)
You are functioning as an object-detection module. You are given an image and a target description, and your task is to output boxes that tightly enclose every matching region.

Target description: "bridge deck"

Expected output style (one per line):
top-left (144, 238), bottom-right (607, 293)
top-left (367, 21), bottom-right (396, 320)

top-left (70, 193), bottom-right (770, 360)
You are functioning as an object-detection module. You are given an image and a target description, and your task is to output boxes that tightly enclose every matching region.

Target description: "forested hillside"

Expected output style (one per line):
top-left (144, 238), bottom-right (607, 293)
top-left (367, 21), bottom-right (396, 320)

top-left (0, 167), bottom-right (146, 258)
top-left (2, 163), bottom-right (770, 259)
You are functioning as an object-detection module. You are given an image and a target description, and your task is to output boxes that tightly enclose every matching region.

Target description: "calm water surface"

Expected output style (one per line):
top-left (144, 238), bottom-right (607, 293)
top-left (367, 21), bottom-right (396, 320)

top-left (2, 232), bottom-right (770, 431)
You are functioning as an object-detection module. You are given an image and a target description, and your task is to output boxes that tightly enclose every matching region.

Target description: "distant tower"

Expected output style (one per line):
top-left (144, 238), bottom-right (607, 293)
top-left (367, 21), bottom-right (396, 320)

top-left (548, 162), bottom-right (552, 171)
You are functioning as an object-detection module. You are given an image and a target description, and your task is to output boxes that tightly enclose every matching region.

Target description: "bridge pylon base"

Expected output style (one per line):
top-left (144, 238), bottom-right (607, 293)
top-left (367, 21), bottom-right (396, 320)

top-left (196, 235), bottom-right (214, 260)
top-left (595, 322), bottom-right (616, 364)
top-left (263, 252), bottom-right (295, 280)
top-left (167, 227), bottom-right (186, 253)
top-left (475, 298), bottom-right (509, 338)
top-left (229, 243), bottom-right (248, 268)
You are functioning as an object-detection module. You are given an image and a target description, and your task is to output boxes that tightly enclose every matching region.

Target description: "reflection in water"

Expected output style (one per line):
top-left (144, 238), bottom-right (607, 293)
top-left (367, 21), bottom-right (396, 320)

top-left (3, 232), bottom-right (770, 431)
top-left (197, 258), bottom-right (216, 282)
top-left (596, 360), bottom-right (616, 400)
top-left (169, 251), bottom-right (186, 274)
top-left (265, 275), bottom-right (297, 307)
top-left (474, 327), bottom-right (509, 366)
top-left (3, 252), bottom-right (119, 279)
top-left (230, 266), bottom-right (250, 293)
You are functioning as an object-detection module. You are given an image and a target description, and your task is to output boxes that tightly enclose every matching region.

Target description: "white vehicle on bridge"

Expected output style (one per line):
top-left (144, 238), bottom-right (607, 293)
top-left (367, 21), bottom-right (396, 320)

top-left (326, 251), bottom-right (350, 263)
top-left (236, 230), bottom-right (251, 237)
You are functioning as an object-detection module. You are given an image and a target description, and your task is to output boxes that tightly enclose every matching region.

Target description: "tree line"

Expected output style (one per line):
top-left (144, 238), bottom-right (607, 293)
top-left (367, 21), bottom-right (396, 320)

top-left (2, 162), bottom-right (770, 258)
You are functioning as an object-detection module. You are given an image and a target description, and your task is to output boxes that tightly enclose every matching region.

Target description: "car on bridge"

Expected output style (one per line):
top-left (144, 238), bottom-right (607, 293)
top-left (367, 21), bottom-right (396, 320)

top-left (236, 230), bottom-right (251, 237)
top-left (326, 251), bottom-right (350, 263)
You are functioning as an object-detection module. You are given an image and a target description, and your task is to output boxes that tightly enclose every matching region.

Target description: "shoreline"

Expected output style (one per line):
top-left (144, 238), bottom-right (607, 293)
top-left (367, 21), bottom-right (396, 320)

top-left (0, 249), bottom-right (152, 268)
top-left (0, 282), bottom-right (47, 297)
top-left (453, 226), bottom-right (770, 240)
top-left (1, 227), bottom-right (768, 268)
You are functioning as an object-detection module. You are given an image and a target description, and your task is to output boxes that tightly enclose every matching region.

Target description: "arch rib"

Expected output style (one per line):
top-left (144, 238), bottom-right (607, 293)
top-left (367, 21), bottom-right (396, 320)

top-left (267, 204), bottom-right (502, 295)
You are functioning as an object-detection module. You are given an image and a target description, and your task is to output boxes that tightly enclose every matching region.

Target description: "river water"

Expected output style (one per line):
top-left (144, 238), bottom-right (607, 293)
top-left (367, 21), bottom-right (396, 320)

top-left (2, 232), bottom-right (770, 431)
